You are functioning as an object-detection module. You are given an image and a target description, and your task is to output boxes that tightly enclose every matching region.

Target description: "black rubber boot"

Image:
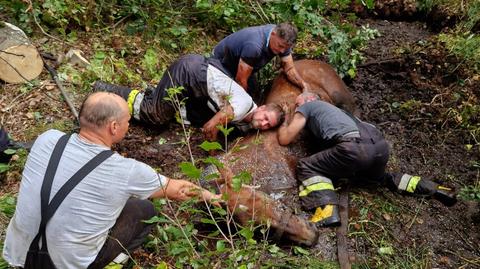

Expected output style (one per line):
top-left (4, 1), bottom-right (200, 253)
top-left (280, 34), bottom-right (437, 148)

top-left (433, 187), bottom-right (457, 207)
top-left (383, 173), bottom-right (457, 207)
top-left (92, 81), bottom-right (132, 100)
top-left (310, 204), bottom-right (341, 227)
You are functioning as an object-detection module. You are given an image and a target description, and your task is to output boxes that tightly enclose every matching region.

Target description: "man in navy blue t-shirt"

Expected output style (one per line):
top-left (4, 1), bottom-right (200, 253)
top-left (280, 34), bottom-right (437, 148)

top-left (212, 23), bottom-right (309, 96)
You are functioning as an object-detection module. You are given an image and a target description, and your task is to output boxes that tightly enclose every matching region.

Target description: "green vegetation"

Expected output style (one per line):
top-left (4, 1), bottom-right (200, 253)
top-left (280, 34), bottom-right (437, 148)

top-left (418, 0), bottom-right (480, 74)
top-left (1, 0), bottom-right (377, 79)
top-left (459, 177), bottom-right (480, 202)
top-left (0, 0), bottom-right (478, 268)
top-left (350, 193), bottom-right (433, 268)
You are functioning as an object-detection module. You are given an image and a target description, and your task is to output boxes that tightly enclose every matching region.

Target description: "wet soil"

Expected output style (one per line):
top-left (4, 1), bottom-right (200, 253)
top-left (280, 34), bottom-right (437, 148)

top-left (348, 19), bottom-right (480, 267)
top-left (1, 13), bottom-right (479, 268)
top-left (112, 19), bottom-right (480, 267)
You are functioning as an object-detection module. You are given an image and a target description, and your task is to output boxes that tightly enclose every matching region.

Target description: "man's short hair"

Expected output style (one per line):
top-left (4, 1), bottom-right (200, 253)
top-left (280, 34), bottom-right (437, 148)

top-left (275, 22), bottom-right (298, 45)
top-left (79, 93), bottom-right (124, 128)
top-left (299, 92), bottom-right (320, 102)
top-left (264, 103), bottom-right (286, 126)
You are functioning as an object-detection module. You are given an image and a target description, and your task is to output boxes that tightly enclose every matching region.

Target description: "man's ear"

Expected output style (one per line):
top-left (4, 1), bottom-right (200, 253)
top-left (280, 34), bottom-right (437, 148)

top-left (109, 120), bottom-right (118, 136)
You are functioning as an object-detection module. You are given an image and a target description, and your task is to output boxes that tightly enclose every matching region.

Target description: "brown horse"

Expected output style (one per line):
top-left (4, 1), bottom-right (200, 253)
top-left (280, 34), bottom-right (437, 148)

top-left (210, 60), bottom-right (356, 246)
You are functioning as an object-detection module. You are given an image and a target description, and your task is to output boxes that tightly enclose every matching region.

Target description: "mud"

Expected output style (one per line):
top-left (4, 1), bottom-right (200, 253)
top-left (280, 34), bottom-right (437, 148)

top-left (113, 19), bottom-right (480, 267)
top-left (349, 19), bottom-right (480, 267)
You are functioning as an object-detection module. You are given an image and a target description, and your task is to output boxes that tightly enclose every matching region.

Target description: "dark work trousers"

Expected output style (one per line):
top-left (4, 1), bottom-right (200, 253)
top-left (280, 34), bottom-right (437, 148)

top-left (87, 198), bottom-right (157, 269)
top-left (0, 127), bottom-right (11, 164)
top-left (296, 122), bottom-right (390, 209)
top-left (139, 55), bottom-right (221, 127)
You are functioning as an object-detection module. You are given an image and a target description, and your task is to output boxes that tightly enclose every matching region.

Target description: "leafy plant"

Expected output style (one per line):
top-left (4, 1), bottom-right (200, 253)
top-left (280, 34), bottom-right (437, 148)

top-left (0, 194), bottom-right (16, 218)
top-left (438, 33), bottom-right (480, 73)
top-left (324, 25), bottom-right (380, 78)
top-left (459, 181), bottom-right (480, 201)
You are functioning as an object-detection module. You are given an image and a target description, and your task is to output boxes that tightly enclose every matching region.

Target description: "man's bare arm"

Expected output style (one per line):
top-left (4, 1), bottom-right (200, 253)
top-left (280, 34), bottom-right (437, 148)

top-left (150, 178), bottom-right (221, 206)
top-left (277, 112), bottom-right (307, 146)
top-left (236, 59), bottom-right (253, 91)
top-left (281, 55), bottom-right (310, 92)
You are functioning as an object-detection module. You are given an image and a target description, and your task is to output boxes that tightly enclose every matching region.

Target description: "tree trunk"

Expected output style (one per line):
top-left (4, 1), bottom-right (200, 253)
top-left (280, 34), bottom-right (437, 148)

top-left (0, 22), bottom-right (43, 84)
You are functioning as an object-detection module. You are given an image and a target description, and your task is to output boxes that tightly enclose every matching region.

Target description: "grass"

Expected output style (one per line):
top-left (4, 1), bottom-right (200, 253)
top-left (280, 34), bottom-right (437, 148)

top-left (349, 191), bottom-right (433, 268)
top-left (23, 120), bottom-right (76, 142)
top-left (0, 194), bottom-right (17, 268)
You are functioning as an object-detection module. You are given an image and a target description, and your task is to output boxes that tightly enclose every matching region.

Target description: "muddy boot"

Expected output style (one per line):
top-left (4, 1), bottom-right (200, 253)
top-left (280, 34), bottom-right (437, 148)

top-left (92, 81), bottom-right (132, 100)
top-left (384, 173), bottom-right (457, 207)
top-left (298, 175), bottom-right (341, 227)
top-left (310, 204), bottom-right (340, 227)
top-left (432, 186), bottom-right (457, 207)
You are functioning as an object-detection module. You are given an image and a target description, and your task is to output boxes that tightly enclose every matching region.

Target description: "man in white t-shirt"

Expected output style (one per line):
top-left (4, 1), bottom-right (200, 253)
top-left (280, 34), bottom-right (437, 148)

top-left (93, 54), bottom-right (285, 141)
top-left (3, 92), bottom-right (220, 268)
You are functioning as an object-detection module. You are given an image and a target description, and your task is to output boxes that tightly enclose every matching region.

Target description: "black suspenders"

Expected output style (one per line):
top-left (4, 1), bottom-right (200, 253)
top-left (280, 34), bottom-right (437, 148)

top-left (25, 134), bottom-right (114, 268)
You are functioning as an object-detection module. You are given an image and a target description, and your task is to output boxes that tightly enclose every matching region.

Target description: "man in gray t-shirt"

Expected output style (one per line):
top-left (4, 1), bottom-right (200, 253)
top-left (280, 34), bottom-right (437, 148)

top-left (277, 92), bottom-right (457, 227)
top-left (3, 92), bottom-right (219, 268)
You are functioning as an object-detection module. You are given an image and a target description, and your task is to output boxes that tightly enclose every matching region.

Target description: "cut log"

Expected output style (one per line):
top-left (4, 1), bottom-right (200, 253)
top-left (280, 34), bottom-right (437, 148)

top-left (0, 22), bottom-right (43, 84)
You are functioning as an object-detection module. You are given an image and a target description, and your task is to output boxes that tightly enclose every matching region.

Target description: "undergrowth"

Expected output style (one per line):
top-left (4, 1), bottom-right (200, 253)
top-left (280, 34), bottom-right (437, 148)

top-left (1, 0), bottom-right (378, 79)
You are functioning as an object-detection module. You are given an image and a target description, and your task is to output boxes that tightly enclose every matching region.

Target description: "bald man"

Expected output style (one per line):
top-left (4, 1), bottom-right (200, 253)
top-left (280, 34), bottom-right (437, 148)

top-left (3, 92), bottom-right (220, 268)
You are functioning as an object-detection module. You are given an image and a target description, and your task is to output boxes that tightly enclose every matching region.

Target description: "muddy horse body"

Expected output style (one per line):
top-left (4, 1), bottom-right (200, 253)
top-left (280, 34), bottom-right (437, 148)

top-left (215, 60), bottom-right (355, 245)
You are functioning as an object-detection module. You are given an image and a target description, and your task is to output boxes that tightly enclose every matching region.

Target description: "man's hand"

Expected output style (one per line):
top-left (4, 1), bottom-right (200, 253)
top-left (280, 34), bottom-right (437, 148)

top-left (202, 106), bottom-right (234, 142)
top-left (302, 82), bottom-right (311, 93)
top-left (152, 179), bottom-right (222, 207)
top-left (202, 120), bottom-right (220, 142)
top-left (175, 180), bottom-right (222, 207)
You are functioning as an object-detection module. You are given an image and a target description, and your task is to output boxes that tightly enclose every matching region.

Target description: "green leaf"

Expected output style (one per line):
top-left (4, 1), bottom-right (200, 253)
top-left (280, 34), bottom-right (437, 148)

top-left (199, 141), bottom-right (222, 151)
top-left (232, 171), bottom-right (252, 192)
top-left (202, 156), bottom-right (223, 168)
top-left (3, 149), bottom-right (16, 155)
top-left (143, 215), bottom-right (171, 224)
top-left (155, 261), bottom-right (169, 269)
top-left (218, 125), bottom-right (234, 137)
top-left (200, 218), bottom-right (216, 225)
top-left (212, 206), bottom-right (227, 216)
top-left (170, 245), bottom-right (188, 255)
top-left (216, 240), bottom-right (226, 252)
top-left (170, 25), bottom-right (188, 37)
top-left (179, 162), bottom-right (201, 179)
top-left (0, 163), bottom-right (9, 173)
top-left (195, 0), bottom-right (211, 9)
top-left (268, 244), bottom-right (280, 254)
top-left (232, 177), bottom-right (242, 192)
top-left (347, 68), bottom-right (356, 78)
top-left (158, 137), bottom-right (167, 145)
top-left (293, 246), bottom-right (310, 256)
top-left (238, 227), bottom-right (254, 240)
top-left (378, 246), bottom-right (394, 255)
top-left (208, 230), bottom-right (220, 237)
top-left (94, 51), bottom-right (106, 60)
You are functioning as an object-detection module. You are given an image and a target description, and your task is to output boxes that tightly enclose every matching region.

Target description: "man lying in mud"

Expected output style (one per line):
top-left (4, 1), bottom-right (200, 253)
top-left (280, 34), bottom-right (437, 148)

top-left (277, 92), bottom-right (457, 227)
top-left (3, 92), bottom-right (220, 268)
top-left (93, 54), bottom-right (285, 141)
